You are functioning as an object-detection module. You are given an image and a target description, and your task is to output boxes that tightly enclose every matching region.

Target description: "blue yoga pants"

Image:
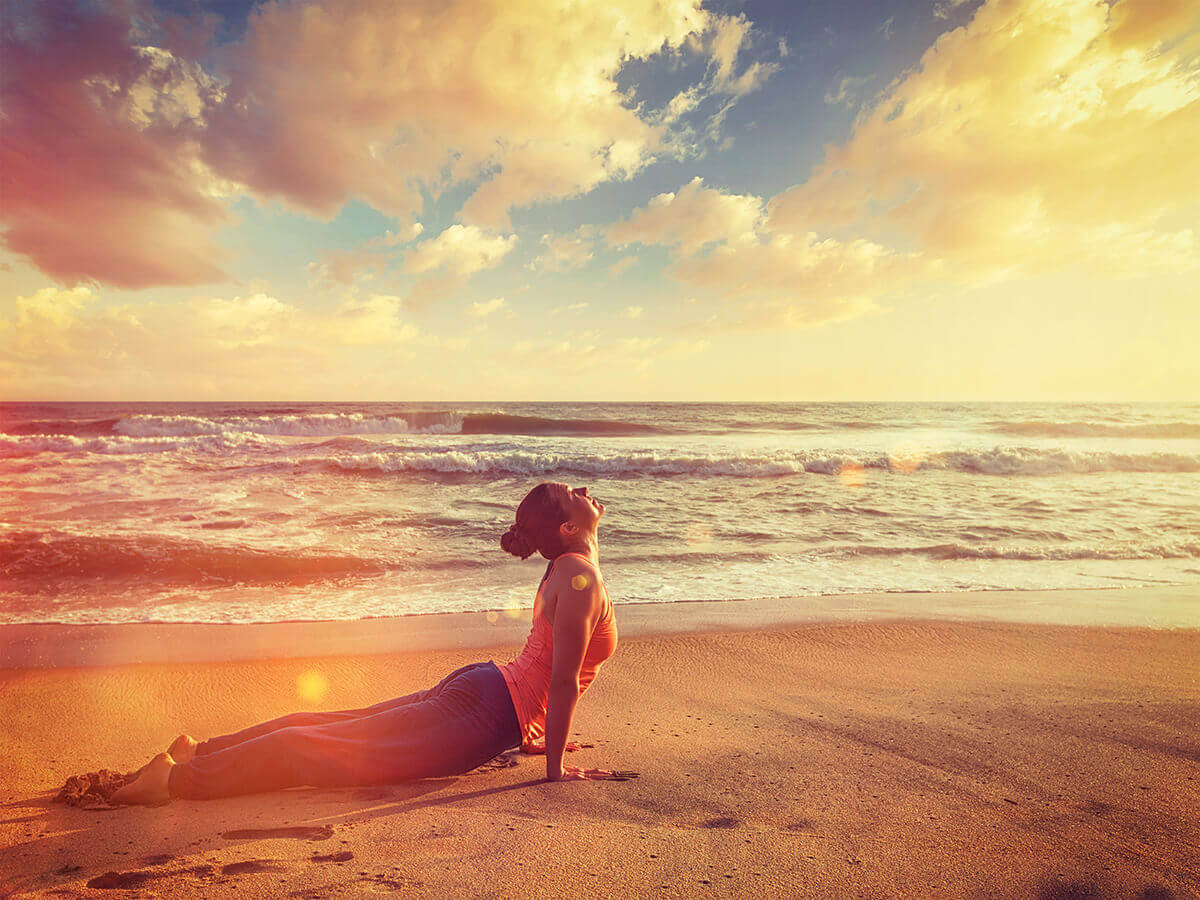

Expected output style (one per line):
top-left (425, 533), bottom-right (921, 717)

top-left (167, 661), bottom-right (521, 800)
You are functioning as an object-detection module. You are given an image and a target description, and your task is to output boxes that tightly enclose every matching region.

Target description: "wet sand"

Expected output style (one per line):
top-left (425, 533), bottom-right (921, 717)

top-left (1, 589), bottom-right (1198, 897)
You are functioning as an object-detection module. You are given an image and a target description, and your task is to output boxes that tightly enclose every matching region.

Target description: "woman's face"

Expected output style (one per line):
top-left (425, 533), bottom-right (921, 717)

top-left (557, 482), bottom-right (604, 533)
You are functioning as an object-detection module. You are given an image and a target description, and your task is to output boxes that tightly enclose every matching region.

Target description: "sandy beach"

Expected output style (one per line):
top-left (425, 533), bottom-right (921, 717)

top-left (2, 588), bottom-right (1198, 898)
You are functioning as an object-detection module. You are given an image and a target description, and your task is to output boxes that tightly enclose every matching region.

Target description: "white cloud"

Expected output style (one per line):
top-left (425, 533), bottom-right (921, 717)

top-left (934, 0), bottom-right (972, 19)
top-left (463, 297), bottom-right (507, 318)
top-left (0, 285), bottom-right (421, 390)
top-left (311, 221), bottom-right (427, 285)
top-left (529, 229), bottom-right (596, 272)
top-left (608, 257), bottom-right (636, 278)
top-left (608, 177), bottom-right (763, 255)
top-left (705, 14), bottom-right (778, 98)
top-left (622, 305), bottom-right (645, 318)
top-left (403, 225), bottom-right (517, 276)
top-left (601, 176), bottom-right (933, 331)
top-left (823, 74), bottom-right (871, 107)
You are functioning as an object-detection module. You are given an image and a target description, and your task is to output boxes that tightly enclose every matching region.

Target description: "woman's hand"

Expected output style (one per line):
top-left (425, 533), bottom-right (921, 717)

top-left (546, 765), bottom-right (639, 782)
top-left (521, 739), bottom-right (592, 754)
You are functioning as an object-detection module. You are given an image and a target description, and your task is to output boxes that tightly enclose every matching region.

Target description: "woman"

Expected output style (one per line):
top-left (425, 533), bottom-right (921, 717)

top-left (111, 482), bottom-right (632, 805)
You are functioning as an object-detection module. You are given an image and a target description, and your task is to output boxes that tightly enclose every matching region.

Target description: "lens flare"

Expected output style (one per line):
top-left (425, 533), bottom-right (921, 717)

top-left (486, 610), bottom-right (499, 624)
top-left (296, 669), bottom-right (329, 706)
top-left (571, 573), bottom-right (591, 591)
top-left (502, 586), bottom-right (527, 619)
top-left (888, 442), bottom-right (924, 474)
top-left (838, 462), bottom-right (866, 488)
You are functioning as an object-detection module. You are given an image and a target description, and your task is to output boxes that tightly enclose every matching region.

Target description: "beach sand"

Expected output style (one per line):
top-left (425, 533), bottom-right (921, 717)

top-left (1, 588), bottom-right (1198, 898)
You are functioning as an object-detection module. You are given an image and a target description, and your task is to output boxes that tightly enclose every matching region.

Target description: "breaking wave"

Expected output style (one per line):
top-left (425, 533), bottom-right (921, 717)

top-left (0, 433), bottom-right (267, 458)
top-left (823, 542), bottom-right (1200, 561)
top-left (5, 411), bottom-right (670, 440)
top-left (990, 420), bottom-right (1200, 439)
top-left (0, 530), bottom-right (389, 590)
top-left (293, 446), bottom-right (1200, 478)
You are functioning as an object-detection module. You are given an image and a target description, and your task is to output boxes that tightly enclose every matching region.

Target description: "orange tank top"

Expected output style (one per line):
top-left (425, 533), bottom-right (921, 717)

top-left (498, 552), bottom-right (618, 746)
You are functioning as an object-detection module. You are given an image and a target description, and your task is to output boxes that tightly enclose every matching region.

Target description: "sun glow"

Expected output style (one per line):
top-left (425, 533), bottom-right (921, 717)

top-left (296, 669), bottom-right (330, 705)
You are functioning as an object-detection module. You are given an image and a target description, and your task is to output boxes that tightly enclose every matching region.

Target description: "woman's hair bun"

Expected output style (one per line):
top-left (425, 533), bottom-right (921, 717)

top-left (500, 523), bottom-right (537, 560)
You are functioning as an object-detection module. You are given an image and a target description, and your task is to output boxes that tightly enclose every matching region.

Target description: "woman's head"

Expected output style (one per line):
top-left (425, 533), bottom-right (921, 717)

top-left (500, 481), bottom-right (604, 560)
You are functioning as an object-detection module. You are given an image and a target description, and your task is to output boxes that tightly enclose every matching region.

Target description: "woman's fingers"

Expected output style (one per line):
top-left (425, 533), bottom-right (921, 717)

top-left (553, 765), bottom-right (640, 782)
top-left (580, 767), bottom-right (640, 781)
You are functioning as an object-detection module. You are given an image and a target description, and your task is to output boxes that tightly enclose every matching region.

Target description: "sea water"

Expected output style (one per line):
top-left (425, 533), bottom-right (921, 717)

top-left (2, 401), bottom-right (1198, 626)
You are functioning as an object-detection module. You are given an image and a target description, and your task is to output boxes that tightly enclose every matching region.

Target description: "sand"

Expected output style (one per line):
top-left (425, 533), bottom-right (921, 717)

top-left (1, 588), bottom-right (1198, 898)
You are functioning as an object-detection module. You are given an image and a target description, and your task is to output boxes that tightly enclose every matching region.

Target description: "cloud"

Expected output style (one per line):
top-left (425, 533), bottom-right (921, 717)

top-left (608, 177), bottom-right (763, 255)
top-left (2, 0), bottom-right (779, 287)
top-left (670, 232), bottom-right (925, 329)
top-left (403, 225), bottom-right (517, 276)
top-left (703, 14), bottom-right (780, 98)
top-left (608, 257), bottom-right (637, 278)
top-left (0, 2), bottom-right (232, 288)
top-left (824, 74), bottom-right (872, 107)
top-left (622, 306), bottom-right (645, 318)
top-left (0, 285), bottom-right (421, 388)
top-left (463, 297), bottom-right (507, 318)
top-left (934, 0), bottom-right (973, 19)
top-left (551, 302), bottom-right (590, 314)
top-left (602, 175), bottom-right (932, 330)
top-left (608, 0), bottom-right (1200, 334)
top-left (529, 229), bottom-right (596, 272)
top-left (310, 222), bottom-right (425, 285)
top-left (325, 294), bottom-right (418, 345)
top-left (770, 0), bottom-right (1200, 280)
top-left (488, 331), bottom-right (709, 377)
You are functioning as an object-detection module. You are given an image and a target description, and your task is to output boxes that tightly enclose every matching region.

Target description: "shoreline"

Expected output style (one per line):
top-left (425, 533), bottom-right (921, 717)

top-left (1, 584), bottom-right (1197, 669)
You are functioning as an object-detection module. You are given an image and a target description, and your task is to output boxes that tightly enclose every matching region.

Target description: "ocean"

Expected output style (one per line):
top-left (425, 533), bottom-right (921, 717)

top-left (2, 401), bottom-right (1198, 627)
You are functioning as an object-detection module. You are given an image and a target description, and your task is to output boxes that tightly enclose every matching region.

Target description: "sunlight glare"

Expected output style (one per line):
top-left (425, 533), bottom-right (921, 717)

top-left (296, 669), bottom-right (329, 706)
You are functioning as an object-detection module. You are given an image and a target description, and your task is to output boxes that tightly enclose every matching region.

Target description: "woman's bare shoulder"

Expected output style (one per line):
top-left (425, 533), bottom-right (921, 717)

top-left (550, 553), bottom-right (601, 583)
top-left (544, 555), bottom-right (604, 612)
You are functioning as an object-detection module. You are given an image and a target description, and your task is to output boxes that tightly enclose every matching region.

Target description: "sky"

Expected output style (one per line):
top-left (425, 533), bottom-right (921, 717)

top-left (1, 0), bottom-right (1198, 402)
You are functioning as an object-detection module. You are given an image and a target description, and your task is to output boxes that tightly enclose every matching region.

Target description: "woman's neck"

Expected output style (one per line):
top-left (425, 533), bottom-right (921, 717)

top-left (559, 536), bottom-right (599, 563)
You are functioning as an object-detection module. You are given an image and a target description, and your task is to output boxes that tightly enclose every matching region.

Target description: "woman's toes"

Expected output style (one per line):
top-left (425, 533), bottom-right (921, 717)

top-left (111, 752), bottom-right (174, 806)
top-left (168, 733), bottom-right (199, 764)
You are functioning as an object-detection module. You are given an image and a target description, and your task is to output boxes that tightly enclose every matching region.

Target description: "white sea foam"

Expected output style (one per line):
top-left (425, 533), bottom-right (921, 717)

top-left (0, 433), bottom-right (263, 458)
top-left (293, 446), bottom-right (1200, 477)
top-left (7, 430), bottom-right (1199, 476)
top-left (114, 412), bottom-right (463, 437)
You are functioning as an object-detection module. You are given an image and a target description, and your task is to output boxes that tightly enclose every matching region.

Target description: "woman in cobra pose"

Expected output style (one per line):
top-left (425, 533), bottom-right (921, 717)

top-left (111, 482), bottom-right (628, 804)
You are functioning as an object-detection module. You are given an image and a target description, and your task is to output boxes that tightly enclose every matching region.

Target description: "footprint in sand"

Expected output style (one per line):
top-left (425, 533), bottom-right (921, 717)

top-left (86, 871), bottom-right (157, 890)
top-left (220, 825), bottom-right (333, 841)
top-left (220, 860), bottom-right (286, 875)
top-left (311, 851), bottom-right (354, 863)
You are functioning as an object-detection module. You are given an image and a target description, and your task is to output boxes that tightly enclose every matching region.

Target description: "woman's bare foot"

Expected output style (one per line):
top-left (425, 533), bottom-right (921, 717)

top-left (168, 733), bottom-right (199, 764)
top-left (111, 752), bottom-right (174, 806)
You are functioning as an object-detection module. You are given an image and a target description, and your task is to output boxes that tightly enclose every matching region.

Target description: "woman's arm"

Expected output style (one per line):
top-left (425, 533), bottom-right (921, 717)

top-left (543, 562), bottom-right (602, 781)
